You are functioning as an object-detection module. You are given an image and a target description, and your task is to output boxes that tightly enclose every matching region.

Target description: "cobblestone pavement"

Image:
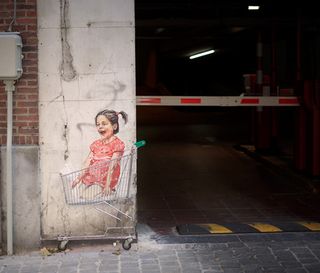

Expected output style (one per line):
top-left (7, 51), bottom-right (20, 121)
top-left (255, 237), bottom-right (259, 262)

top-left (2, 232), bottom-right (320, 273)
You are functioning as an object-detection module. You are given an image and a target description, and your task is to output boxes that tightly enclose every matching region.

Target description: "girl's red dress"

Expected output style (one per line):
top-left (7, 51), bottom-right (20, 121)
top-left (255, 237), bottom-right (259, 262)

top-left (80, 136), bottom-right (125, 190)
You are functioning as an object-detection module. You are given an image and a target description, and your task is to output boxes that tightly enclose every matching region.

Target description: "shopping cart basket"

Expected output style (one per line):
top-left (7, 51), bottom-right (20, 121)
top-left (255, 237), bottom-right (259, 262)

top-left (58, 140), bottom-right (145, 250)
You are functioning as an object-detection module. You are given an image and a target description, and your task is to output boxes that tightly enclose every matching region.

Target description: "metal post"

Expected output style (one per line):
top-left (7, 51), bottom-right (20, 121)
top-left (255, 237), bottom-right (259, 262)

top-left (294, 10), bottom-right (307, 172)
top-left (256, 31), bottom-right (263, 95)
top-left (313, 107), bottom-right (320, 176)
top-left (4, 80), bottom-right (15, 255)
top-left (271, 24), bottom-right (277, 95)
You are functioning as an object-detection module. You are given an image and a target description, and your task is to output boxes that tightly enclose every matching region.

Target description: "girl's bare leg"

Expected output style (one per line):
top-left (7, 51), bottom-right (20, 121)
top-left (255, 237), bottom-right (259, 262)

top-left (101, 186), bottom-right (111, 196)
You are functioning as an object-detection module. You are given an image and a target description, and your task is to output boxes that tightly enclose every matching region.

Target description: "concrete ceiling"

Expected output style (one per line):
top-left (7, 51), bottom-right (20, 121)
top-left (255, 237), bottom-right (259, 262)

top-left (135, 1), bottom-right (317, 57)
top-left (135, 1), bottom-right (319, 95)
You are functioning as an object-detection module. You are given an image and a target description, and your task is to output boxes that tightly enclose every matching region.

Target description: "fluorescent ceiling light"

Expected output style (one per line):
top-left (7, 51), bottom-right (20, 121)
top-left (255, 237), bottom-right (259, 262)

top-left (248, 5), bottom-right (260, 10)
top-left (189, 49), bottom-right (215, 60)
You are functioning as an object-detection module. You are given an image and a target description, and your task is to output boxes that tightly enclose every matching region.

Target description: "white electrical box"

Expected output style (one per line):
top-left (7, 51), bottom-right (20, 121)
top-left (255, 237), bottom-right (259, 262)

top-left (0, 32), bottom-right (23, 80)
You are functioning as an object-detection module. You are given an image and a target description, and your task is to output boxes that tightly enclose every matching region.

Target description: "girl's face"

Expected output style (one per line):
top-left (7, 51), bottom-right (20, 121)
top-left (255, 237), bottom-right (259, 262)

top-left (96, 115), bottom-right (116, 139)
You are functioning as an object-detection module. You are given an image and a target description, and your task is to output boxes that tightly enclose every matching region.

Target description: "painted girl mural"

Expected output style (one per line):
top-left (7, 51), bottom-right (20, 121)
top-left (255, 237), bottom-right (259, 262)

top-left (72, 109), bottom-right (128, 196)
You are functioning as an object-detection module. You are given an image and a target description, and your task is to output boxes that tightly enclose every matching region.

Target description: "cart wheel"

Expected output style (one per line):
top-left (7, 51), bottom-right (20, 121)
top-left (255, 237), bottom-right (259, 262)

top-left (122, 239), bottom-right (132, 250)
top-left (58, 240), bottom-right (69, 251)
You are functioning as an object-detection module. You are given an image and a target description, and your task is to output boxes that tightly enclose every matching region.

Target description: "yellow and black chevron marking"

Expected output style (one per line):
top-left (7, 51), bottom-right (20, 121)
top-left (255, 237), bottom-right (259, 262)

top-left (176, 222), bottom-right (320, 235)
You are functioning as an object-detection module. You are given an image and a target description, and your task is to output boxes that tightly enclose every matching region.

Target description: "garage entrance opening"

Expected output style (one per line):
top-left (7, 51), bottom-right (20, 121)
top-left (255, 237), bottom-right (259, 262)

top-left (135, 1), bottom-right (320, 242)
top-left (136, 106), bottom-right (320, 241)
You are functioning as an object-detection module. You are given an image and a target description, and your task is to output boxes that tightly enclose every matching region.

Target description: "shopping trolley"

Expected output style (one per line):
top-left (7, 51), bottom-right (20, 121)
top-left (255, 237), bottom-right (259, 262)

top-left (58, 140), bottom-right (146, 250)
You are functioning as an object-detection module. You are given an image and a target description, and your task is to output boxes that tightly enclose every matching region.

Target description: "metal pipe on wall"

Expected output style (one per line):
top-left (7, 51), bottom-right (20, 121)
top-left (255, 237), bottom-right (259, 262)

top-left (4, 80), bottom-right (15, 255)
top-left (5, 0), bottom-right (18, 255)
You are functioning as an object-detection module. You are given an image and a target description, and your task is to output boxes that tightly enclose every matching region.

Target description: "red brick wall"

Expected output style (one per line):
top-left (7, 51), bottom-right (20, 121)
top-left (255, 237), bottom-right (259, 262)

top-left (0, 0), bottom-right (38, 145)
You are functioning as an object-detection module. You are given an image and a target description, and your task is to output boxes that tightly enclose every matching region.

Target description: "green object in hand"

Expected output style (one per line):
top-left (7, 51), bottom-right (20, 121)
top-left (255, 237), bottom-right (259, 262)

top-left (134, 140), bottom-right (146, 148)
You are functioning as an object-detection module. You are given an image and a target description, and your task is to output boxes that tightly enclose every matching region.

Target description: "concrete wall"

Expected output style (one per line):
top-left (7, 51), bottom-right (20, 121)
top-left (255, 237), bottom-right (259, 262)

top-left (1, 146), bottom-right (40, 253)
top-left (38, 0), bottom-right (136, 239)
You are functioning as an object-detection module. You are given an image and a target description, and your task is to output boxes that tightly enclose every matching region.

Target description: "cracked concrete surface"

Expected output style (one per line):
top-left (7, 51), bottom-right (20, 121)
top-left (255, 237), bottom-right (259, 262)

top-left (60, 0), bottom-right (77, 82)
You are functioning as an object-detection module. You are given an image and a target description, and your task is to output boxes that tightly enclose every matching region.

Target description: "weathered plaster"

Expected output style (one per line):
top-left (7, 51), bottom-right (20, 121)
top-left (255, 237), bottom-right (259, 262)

top-left (60, 0), bottom-right (77, 81)
top-left (38, 0), bottom-right (136, 239)
top-left (1, 146), bottom-right (40, 252)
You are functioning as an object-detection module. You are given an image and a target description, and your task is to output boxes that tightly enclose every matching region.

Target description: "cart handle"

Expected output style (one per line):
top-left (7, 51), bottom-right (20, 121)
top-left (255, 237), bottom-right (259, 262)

top-left (134, 140), bottom-right (146, 148)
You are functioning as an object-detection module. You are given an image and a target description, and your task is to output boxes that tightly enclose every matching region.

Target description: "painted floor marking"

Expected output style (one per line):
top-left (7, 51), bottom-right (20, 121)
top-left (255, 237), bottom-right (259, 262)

top-left (246, 223), bottom-right (282, 232)
top-left (199, 224), bottom-right (233, 234)
top-left (299, 222), bottom-right (320, 231)
top-left (176, 222), bottom-right (320, 235)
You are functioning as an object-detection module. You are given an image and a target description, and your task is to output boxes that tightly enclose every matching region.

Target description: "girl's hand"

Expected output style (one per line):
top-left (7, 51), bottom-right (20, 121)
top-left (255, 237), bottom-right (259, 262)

top-left (71, 177), bottom-right (81, 188)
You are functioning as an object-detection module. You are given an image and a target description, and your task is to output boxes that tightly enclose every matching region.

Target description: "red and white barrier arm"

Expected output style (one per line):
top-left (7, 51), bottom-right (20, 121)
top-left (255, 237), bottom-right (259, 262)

top-left (136, 96), bottom-right (300, 107)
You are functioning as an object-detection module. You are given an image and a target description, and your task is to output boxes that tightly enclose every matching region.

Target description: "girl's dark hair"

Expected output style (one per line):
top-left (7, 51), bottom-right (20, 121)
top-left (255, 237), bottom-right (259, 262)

top-left (95, 109), bottom-right (128, 134)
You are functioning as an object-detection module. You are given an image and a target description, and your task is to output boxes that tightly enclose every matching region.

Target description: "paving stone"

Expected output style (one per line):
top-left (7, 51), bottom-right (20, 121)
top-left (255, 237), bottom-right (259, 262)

top-left (241, 264), bottom-right (261, 271)
top-left (155, 250), bottom-right (176, 257)
top-left (280, 261), bottom-right (304, 269)
top-left (284, 269), bottom-right (308, 273)
top-left (1, 236), bottom-right (320, 273)
top-left (303, 264), bottom-right (320, 273)
top-left (160, 268), bottom-right (181, 273)
top-left (222, 268), bottom-right (244, 273)
top-left (58, 265), bottom-right (78, 271)
top-left (180, 267), bottom-right (201, 273)
top-left (297, 258), bottom-right (319, 264)
top-left (274, 251), bottom-right (298, 262)
top-left (99, 265), bottom-right (119, 271)
top-left (261, 265), bottom-right (285, 272)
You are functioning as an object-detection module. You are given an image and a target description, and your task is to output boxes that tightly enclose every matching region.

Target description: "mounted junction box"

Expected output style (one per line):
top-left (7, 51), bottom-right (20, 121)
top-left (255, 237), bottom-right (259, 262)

top-left (0, 32), bottom-right (23, 80)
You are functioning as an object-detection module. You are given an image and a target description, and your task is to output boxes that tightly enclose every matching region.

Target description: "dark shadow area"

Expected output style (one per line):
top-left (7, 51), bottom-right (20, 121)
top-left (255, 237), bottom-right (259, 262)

top-left (135, 0), bottom-right (320, 240)
top-left (136, 1), bottom-right (320, 97)
top-left (136, 107), bottom-right (320, 237)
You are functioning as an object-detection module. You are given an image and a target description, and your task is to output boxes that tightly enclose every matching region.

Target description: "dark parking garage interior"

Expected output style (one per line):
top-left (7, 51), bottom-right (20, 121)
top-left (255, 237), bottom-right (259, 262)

top-left (134, 1), bottom-right (320, 240)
